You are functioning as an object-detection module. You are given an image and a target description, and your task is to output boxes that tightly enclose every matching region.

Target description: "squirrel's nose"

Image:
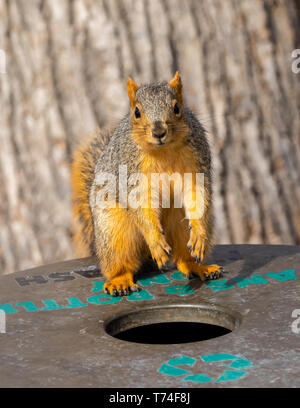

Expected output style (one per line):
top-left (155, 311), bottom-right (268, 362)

top-left (152, 130), bottom-right (167, 139)
top-left (152, 121), bottom-right (167, 139)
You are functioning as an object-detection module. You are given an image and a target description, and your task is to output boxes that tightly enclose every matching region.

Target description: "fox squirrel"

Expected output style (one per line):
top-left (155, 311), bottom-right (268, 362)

top-left (71, 72), bottom-right (222, 296)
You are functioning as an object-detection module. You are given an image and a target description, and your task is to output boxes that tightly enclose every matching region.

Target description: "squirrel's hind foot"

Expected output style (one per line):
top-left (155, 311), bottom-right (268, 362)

top-left (104, 272), bottom-right (140, 297)
top-left (177, 261), bottom-right (223, 281)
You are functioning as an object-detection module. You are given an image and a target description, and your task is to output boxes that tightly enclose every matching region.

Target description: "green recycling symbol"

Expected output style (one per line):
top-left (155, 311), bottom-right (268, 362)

top-left (158, 353), bottom-right (255, 383)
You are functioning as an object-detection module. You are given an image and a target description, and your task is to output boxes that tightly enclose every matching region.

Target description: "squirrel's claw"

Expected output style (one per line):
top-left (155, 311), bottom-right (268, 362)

top-left (130, 285), bottom-right (140, 292)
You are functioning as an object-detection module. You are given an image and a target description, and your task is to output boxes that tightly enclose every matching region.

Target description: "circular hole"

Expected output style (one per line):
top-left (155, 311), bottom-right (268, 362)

top-left (112, 322), bottom-right (231, 344)
top-left (104, 304), bottom-right (241, 345)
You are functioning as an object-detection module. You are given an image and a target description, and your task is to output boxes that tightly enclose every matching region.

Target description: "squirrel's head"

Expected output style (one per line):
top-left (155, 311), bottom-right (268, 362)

top-left (127, 72), bottom-right (189, 151)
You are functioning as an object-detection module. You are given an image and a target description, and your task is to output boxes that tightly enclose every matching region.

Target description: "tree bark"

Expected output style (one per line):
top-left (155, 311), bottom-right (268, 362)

top-left (0, 0), bottom-right (299, 275)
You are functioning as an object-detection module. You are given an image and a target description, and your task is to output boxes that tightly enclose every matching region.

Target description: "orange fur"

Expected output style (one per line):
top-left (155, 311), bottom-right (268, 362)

top-left (139, 140), bottom-right (213, 272)
top-left (127, 77), bottom-right (140, 108)
top-left (169, 71), bottom-right (183, 104)
top-left (71, 131), bottom-right (109, 257)
top-left (71, 150), bottom-right (94, 256)
top-left (98, 205), bottom-right (146, 278)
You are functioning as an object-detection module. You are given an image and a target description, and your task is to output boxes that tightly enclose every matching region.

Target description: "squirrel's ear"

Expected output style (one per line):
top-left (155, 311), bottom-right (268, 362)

top-left (127, 77), bottom-right (140, 109)
top-left (169, 71), bottom-right (182, 104)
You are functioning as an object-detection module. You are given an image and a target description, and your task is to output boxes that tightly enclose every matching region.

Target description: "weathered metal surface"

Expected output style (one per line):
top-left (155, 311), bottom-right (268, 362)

top-left (0, 244), bottom-right (299, 388)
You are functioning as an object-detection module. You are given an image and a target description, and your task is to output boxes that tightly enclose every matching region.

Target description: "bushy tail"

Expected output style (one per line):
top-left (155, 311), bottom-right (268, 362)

top-left (71, 129), bottom-right (109, 256)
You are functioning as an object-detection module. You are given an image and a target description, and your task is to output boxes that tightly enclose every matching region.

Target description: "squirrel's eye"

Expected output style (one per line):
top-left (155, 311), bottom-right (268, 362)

top-left (135, 107), bottom-right (141, 118)
top-left (174, 103), bottom-right (180, 115)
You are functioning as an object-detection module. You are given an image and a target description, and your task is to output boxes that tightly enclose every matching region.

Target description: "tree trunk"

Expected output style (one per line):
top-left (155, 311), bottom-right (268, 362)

top-left (0, 0), bottom-right (299, 275)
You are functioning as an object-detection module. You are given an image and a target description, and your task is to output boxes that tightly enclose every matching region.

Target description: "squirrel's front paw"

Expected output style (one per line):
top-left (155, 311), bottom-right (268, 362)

top-left (149, 236), bottom-right (172, 269)
top-left (187, 225), bottom-right (206, 263)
